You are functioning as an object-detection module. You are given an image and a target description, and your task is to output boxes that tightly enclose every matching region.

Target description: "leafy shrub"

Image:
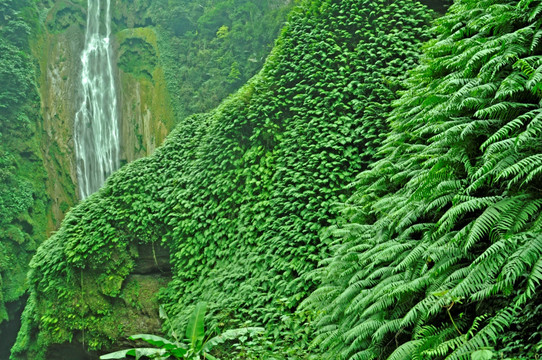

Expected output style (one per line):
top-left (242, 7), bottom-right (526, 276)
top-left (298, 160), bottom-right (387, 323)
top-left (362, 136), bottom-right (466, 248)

top-left (12, 0), bottom-right (434, 358)
top-left (305, 0), bottom-right (542, 358)
top-left (101, 302), bottom-right (264, 360)
top-left (0, 0), bottom-right (48, 328)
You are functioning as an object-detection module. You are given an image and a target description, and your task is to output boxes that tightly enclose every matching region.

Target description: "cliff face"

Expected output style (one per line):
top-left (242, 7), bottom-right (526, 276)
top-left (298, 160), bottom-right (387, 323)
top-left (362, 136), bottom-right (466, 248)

top-left (12, 0), bottom-right (435, 357)
top-left (34, 0), bottom-right (84, 230)
top-left (35, 0), bottom-right (175, 229)
top-left (115, 27), bottom-right (175, 163)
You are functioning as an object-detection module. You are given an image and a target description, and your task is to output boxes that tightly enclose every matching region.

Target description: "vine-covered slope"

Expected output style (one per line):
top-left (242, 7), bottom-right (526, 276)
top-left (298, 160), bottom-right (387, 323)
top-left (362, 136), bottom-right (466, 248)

top-left (1, 0), bottom-right (291, 353)
top-left (306, 0), bottom-right (542, 359)
top-left (12, 0), bottom-right (434, 358)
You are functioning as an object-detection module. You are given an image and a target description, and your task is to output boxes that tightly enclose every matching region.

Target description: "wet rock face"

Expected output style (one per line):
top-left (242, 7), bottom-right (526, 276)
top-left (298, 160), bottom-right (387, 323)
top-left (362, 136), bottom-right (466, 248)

top-left (36, 0), bottom-right (175, 228)
top-left (38, 5), bottom-right (84, 231)
top-left (115, 27), bottom-right (175, 164)
top-left (46, 2), bottom-right (86, 34)
top-left (133, 243), bottom-right (171, 274)
top-left (38, 244), bottom-right (171, 360)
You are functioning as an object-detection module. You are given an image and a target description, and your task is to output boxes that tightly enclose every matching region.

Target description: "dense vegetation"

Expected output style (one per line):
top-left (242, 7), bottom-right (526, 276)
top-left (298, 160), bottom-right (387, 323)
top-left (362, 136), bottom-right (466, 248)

top-left (0, 0), bottom-right (48, 328)
top-left (8, 0), bottom-right (542, 359)
top-left (12, 0), bottom-right (434, 358)
top-left (1, 0), bottom-right (290, 352)
top-left (306, 0), bottom-right (542, 359)
top-left (113, 0), bottom-right (293, 121)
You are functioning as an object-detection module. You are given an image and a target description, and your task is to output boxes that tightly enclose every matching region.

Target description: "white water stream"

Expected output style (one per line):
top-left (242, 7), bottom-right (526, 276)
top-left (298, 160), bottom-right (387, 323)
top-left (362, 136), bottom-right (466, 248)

top-left (74, 0), bottom-right (120, 199)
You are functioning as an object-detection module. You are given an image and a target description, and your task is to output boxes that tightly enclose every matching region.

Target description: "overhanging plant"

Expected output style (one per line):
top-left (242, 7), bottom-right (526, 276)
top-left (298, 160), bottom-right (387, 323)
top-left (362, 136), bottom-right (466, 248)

top-left (100, 302), bottom-right (264, 360)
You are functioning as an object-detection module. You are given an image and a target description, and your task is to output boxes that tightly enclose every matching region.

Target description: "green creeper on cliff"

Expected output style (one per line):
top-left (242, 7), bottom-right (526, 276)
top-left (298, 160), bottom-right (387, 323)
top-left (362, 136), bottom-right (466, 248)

top-left (12, 0), bottom-right (434, 358)
top-left (0, 0), bottom-right (48, 331)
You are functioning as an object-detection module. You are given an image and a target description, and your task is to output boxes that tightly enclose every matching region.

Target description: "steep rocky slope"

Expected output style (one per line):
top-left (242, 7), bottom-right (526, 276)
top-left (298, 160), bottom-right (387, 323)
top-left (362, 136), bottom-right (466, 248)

top-left (0, 0), bottom-right (48, 346)
top-left (12, 0), bottom-right (435, 358)
top-left (1, 0), bottom-right (290, 356)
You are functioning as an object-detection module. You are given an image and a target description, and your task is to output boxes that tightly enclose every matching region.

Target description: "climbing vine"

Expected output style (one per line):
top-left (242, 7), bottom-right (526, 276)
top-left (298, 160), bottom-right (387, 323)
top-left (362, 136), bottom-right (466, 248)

top-left (12, 0), bottom-right (434, 358)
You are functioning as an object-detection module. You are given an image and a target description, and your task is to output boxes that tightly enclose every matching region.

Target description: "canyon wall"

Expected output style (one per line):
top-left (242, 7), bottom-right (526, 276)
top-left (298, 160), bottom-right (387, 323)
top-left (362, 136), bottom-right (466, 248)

top-left (35, 0), bottom-right (174, 231)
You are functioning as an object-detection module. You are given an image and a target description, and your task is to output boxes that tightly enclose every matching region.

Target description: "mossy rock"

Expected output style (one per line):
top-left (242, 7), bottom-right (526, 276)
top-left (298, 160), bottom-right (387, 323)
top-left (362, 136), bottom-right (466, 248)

top-left (45, 1), bottom-right (85, 34)
top-left (117, 29), bottom-right (157, 80)
top-left (111, 0), bottom-right (153, 31)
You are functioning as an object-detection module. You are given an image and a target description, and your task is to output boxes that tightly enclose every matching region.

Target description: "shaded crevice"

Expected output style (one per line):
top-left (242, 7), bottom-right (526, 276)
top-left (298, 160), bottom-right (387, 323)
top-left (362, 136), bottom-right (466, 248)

top-left (46, 342), bottom-right (99, 360)
top-left (133, 243), bottom-right (171, 275)
top-left (0, 295), bottom-right (28, 359)
top-left (42, 244), bottom-right (171, 360)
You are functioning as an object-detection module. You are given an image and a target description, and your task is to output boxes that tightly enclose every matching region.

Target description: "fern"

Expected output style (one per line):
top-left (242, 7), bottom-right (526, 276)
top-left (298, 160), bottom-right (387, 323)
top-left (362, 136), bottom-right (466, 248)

top-left (309, 0), bottom-right (542, 359)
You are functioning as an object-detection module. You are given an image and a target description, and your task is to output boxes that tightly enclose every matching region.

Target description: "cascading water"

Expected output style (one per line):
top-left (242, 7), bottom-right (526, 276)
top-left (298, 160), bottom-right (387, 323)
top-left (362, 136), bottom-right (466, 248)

top-left (74, 0), bottom-right (120, 199)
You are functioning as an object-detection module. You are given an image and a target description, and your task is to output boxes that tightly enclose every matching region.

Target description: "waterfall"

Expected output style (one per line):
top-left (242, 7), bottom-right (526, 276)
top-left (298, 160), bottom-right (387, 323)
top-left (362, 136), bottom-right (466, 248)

top-left (74, 0), bottom-right (120, 199)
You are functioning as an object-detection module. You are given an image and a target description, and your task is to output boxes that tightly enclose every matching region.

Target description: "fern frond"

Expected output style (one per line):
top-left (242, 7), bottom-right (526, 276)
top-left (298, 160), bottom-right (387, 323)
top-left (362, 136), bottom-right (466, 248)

top-left (448, 306), bottom-right (518, 360)
top-left (495, 72), bottom-right (528, 100)
top-left (482, 108), bottom-right (542, 150)
top-left (474, 102), bottom-right (533, 120)
top-left (465, 205), bottom-right (502, 250)
top-left (518, 252), bottom-right (542, 304)
top-left (530, 29), bottom-right (542, 52)
top-left (528, 1), bottom-right (542, 21)
top-left (484, 137), bottom-right (515, 157)
top-left (515, 110), bottom-right (542, 147)
top-left (435, 196), bottom-right (500, 240)
top-left (387, 340), bottom-right (424, 360)
top-left (497, 154), bottom-right (542, 187)
top-left (498, 232), bottom-right (542, 289)
top-left (507, 198), bottom-right (542, 233)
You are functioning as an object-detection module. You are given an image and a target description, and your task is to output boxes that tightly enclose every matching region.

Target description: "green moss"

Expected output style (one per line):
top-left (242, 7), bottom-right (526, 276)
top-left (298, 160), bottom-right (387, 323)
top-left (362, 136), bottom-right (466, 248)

top-left (120, 279), bottom-right (141, 310)
top-left (45, 2), bottom-right (85, 34)
top-left (98, 275), bottom-right (124, 298)
top-left (111, 0), bottom-right (153, 32)
top-left (0, 0), bottom-right (50, 338)
top-left (59, 201), bottom-right (69, 213)
top-left (118, 37), bottom-right (157, 80)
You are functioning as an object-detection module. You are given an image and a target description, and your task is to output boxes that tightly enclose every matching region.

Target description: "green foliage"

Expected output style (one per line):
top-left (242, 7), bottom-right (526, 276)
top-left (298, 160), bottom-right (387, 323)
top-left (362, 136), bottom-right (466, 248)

top-left (0, 41), bottom-right (32, 116)
top-left (118, 37), bottom-right (157, 80)
top-left (44, 2), bottom-right (85, 33)
top-left (144, 0), bottom-right (294, 120)
top-left (304, 0), bottom-right (542, 359)
top-left (12, 0), bottom-right (433, 358)
top-left (100, 302), bottom-right (264, 360)
top-left (494, 290), bottom-right (542, 359)
top-left (0, 0), bottom-right (48, 329)
top-left (471, 349), bottom-right (494, 360)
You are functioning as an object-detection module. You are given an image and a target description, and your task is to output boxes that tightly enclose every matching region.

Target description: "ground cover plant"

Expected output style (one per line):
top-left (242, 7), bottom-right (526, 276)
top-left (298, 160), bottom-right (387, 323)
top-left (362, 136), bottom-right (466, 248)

top-left (11, 0), bottom-right (435, 358)
top-left (0, 0), bottom-right (48, 328)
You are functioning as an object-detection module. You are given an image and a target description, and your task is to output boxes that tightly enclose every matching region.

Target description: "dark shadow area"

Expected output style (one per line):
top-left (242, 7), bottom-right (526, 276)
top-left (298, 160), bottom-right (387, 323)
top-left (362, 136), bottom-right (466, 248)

top-left (133, 243), bottom-right (171, 275)
top-left (419, 0), bottom-right (452, 13)
top-left (0, 295), bottom-right (28, 359)
top-left (46, 342), bottom-right (100, 360)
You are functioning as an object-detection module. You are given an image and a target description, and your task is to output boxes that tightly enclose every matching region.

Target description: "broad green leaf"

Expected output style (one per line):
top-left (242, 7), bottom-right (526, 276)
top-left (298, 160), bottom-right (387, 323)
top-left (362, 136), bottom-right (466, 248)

top-left (159, 306), bottom-right (168, 320)
top-left (100, 348), bottom-right (167, 359)
top-left (133, 348), bottom-right (168, 360)
top-left (202, 327), bottom-right (265, 352)
top-left (204, 353), bottom-right (221, 360)
top-left (100, 349), bottom-right (137, 359)
top-left (128, 334), bottom-right (183, 351)
top-left (186, 302), bottom-right (207, 351)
